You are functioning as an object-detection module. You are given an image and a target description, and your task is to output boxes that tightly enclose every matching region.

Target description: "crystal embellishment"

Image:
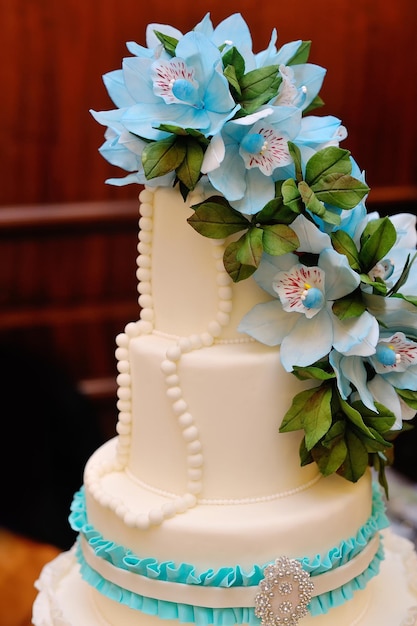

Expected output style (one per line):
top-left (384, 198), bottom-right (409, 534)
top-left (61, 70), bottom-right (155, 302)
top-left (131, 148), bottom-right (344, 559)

top-left (254, 556), bottom-right (314, 625)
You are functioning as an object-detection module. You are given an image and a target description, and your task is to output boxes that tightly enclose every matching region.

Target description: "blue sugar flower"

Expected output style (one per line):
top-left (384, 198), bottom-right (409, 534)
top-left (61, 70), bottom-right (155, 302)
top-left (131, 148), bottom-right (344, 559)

top-left (142, 13), bottom-right (326, 112)
top-left (122, 31), bottom-right (239, 140)
top-left (238, 248), bottom-right (378, 371)
top-left (330, 331), bottom-right (417, 429)
top-left (202, 105), bottom-right (301, 214)
top-left (203, 110), bottom-right (348, 214)
top-left (95, 30), bottom-right (239, 145)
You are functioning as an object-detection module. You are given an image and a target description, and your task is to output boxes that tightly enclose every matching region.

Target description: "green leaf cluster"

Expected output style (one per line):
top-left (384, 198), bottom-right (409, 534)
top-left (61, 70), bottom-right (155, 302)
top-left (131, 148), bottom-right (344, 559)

top-left (331, 216), bottom-right (413, 303)
top-left (281, 144), bottom-right (370, 226)
top-left (142, 128), bottom-right (209, 193)
top-left (187, 145), bottom-right (370, 283)
top-left (187, 196), bottom-right (300, 282)
top-left (279, 366), bottom-right (399, 494)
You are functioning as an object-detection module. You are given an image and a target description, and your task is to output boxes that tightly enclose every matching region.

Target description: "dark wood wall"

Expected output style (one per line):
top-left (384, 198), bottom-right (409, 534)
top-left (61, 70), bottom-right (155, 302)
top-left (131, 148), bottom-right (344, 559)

top-left (3, 0), bottom-right (417, 206)
top-left (1, 0), bottom-right (417, 433)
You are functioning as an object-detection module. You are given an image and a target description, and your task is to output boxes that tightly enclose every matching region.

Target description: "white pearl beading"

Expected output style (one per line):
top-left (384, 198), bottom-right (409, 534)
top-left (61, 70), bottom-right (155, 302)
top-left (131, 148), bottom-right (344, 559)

top-left (89, 185), bottom-right (237, 530)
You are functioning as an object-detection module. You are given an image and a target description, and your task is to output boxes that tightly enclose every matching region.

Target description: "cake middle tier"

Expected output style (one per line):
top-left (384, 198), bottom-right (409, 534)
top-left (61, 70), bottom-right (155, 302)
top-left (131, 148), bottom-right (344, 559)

top-left (116, 332), bottom-right (319, 501)
top-left (83, 439), bottom-right (374, 571)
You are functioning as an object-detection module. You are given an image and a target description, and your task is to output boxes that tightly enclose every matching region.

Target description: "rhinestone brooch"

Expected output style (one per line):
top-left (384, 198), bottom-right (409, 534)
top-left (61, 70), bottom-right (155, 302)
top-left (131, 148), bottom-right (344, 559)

top-left (254, 556), bottom-right (314, 625)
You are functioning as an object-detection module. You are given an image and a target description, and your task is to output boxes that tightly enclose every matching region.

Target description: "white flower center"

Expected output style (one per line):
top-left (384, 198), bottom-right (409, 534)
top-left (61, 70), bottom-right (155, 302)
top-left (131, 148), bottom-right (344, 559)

top-left (273, 264), bottom-right (325, 319)
top-left (152, 59), bottom-right (202, 107)
top-left (239, 122), bottom-right (292, 175)
top-left (372, 332), bottom-right (417, 373)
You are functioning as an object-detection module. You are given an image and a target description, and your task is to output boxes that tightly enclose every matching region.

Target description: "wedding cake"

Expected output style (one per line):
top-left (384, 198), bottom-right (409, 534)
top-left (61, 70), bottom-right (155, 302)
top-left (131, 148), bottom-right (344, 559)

top-left (33, 13), bottom-right (417, 625)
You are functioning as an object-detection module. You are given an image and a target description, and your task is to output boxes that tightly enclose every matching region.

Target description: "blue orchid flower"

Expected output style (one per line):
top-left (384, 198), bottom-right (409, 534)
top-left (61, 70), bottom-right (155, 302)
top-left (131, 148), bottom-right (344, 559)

top-left (330, 330), bottom-right (417, 429)
top-left (238, 247), bottom-right (379, 371)
top-left (203, 110), bottom-right (348, 215)
top-left (93, 30), bottom-right (239, 145)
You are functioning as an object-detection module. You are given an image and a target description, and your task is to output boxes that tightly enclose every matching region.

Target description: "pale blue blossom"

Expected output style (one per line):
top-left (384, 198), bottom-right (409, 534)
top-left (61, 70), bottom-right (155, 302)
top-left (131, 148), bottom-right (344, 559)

top-left (330, 330), bottom-right (417, 429)
top-left (238, 248), bottom-right (379, 371)
top-left (202, 105), bottom-right (300, 213)
top-left (203, 110), bottom-right (347, 214)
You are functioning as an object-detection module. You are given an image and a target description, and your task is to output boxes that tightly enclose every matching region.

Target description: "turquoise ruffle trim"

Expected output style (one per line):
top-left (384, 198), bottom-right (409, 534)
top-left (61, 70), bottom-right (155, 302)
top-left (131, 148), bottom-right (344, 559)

top-left (69, 482), bottom-right (389, 623)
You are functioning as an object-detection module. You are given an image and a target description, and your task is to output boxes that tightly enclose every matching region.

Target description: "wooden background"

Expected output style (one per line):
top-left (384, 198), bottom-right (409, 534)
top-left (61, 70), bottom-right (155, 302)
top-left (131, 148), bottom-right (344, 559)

top-left (2, 0), bottom-right (417, 404)
top-left (0, 2), bottom-right (416, 623)
top-left (2, 0), bottom-right (417, 207)
top-left (1, 0), bottom-right (417, 458)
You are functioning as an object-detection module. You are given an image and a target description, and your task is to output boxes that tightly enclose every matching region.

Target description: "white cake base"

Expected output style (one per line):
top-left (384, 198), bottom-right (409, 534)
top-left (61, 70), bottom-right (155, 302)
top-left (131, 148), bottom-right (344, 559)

top-left (33, 529), bottom-right (417, 626)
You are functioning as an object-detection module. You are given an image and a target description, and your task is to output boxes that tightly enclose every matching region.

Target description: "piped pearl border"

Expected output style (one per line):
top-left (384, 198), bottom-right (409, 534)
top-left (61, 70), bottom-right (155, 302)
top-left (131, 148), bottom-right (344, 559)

top-left (83, 185), bottom-right (319, 531)
top-left (87, 185), bottom-right (241, 530)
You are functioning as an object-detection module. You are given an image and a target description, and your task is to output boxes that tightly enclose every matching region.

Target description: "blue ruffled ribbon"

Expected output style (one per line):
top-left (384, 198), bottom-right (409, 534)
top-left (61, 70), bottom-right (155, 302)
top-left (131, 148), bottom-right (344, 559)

top-left (69, 482), bottom-right (389, 623)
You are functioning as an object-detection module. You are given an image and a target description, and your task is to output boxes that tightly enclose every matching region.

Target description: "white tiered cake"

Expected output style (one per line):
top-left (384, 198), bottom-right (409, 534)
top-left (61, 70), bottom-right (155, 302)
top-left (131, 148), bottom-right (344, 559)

top-left (33, 13), bottom-right (417, 626)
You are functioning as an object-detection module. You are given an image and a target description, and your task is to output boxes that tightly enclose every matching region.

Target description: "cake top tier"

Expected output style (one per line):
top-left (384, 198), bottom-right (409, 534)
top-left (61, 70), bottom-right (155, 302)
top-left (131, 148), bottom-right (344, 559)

top-left (92, 13), bottom-right (417, 491)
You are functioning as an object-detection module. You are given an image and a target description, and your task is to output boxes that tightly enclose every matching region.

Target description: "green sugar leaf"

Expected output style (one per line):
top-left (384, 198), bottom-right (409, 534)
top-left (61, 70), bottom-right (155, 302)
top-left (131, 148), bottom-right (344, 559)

top-left (312, 422), bottom-right (347, 476)
top-left (340, 398), bottom-right (376, 440)
top-left (292, 364), bottom-right (335, 381)
top-left (280, 384), bottom-right (332, 451)
top-left (175, 138), bottom-right (204, 191)
top-left (331, 230), bottom-right (361, 271)
top-left (303, 385), bottom-right (333, 450)
top-left (311, 173), bottom-right (370, 210)
top-left (359, 217), bottom-right (397, 272)
top-left (153, 30), bottom-right (178, 56)
top-left (305, 146), bottom-right (352, 186)
top-left (359, 273), bottom-right (387, 295)
top-left (187, 197), bottom-right (250, 239)
top-left (223, 64), bottom-right (242, 96)
top-left (332, 291), bottom-right (366, 320)
top-left (281, 178), bottom-right (303, 214)
top-left (337, 429), bottom-right (369, 483)
top-left (239, 65), bottom-right (280, 104)
top-left (298, 181), bottom-right (326, 216)
top-left (222, 46), bottom-right (246, 80)
top-left (298, 182), bottom-right (341, 225)
top-left (223, 240), bottom-right (258, 282)
top-left (261, 224), bottom-right (299, 256)
top-left (396, 389), bottom-right (417, 410)
top-left (256, 195), bottom-right (296, 225)
top-left (287, 40), bottom-right (311, 65)
top-left (142, 136), bottom-right (186, 179)
top-left (236, 228), bottom-right (264, 268)
top-left (288, 142), bottom-right (303, 182)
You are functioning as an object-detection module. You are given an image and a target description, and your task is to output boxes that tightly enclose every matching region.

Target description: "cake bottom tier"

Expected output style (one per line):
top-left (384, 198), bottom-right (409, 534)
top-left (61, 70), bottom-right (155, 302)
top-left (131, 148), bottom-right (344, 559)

top-left (32, 530), bottom-right (417, 626)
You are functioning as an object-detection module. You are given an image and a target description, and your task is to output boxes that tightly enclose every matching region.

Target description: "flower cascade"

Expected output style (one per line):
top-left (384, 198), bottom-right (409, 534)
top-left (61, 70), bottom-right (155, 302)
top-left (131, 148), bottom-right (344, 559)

top-left (92, 13), bottom-right (417, 491)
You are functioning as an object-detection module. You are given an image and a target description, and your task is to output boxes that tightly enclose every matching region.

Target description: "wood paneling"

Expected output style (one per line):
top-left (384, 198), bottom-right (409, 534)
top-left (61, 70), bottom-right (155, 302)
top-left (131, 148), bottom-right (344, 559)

top-left (0, 200), bottom-right (139, 434)
top-left (1, 0), bottom-right (417, 207)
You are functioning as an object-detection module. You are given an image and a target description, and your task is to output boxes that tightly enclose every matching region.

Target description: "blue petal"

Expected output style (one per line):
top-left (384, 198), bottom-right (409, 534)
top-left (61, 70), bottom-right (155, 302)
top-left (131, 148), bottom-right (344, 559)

top-left (176, 32), bottom-right (223, 90)
top-left (391, 213), bottom-right (417, 249)
top-left (383, 365), bottom-right (417, 391)
top-left (254, 253), bottom-right (298, 296)
top-left (122, 57), bottom-right (158, 104)
top-left (340, 354), bottom-right (376, 411)
top-left (210, 14), bottom-right (254, 65)
top-left (103, 70), bottom-right (136, 108)
top-left (229, 168), bottom-right (275, 215)
top-left (291, 64), bottom-right (327, 109)
top-left (367, 376), bottom-right (403, 429)
top-left (332, 311), bottom-right (379, 357)
top-left (145, 23), bottom-right (184, 49)
top-left (238, 300), bottom-right (297, 346)
top-left (291, 215), bottom-right (331, 254)
top-left (329, 351), bottom-right (352, 400)
top-left (363, 294), bottom-right (417, 338)
top-left (319, 248), bottom-right (360, 300)
top-left (90, 108), bottom-right (126, 133)
top-left (297, 115), bottom-right (344, 146)
top-left (207, 144), bottom-right (246, 200)
top-left (280, 309), bottom-right (333, 371)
